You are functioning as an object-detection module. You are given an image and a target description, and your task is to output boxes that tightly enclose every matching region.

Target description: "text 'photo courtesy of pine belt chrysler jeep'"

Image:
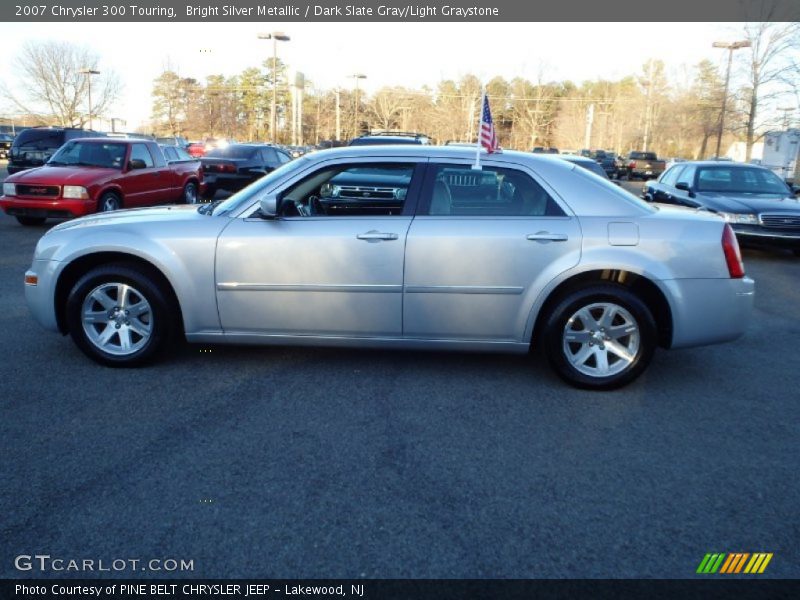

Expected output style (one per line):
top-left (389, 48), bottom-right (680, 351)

top-left (22, 146), bottom-right (754, 389)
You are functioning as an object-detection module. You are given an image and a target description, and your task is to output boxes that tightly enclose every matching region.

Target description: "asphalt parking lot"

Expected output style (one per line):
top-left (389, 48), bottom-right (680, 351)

top-left (1, 170), bottom-right (799, 579)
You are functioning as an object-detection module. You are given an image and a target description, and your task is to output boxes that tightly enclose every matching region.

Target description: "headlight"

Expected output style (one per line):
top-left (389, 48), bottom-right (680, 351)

top-left (717, 212), bottom-right (758, 224)
top-left (62, 186), bottom-right (89, 200)
top-left (3, 182), bottom-right (15, 196)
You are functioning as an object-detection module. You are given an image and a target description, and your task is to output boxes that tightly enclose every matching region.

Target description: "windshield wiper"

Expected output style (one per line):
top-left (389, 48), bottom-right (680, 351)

top-left (197, 200), bottom-right (223, 215)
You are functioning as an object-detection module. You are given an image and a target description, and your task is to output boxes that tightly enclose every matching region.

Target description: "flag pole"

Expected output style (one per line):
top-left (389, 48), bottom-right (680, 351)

top-left (473, 87), bottom-right (485, 170)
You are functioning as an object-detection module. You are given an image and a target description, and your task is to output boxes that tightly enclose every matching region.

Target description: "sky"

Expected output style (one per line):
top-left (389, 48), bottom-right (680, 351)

top-left (0, 21), bottom-right (748, 130)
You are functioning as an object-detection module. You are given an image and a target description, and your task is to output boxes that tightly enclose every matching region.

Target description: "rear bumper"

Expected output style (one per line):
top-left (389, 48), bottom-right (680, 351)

top-left (0, 196), bottom-right (96, 218)
top-left (202, 174), bottom-right (256, 192)
top-left (664, 277), bottom-right (755, 349)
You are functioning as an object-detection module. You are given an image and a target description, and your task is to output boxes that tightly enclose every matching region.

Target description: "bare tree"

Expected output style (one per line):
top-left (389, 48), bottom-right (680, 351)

top-left (739, 22), bottom-right (800, 159)
top-left (5, 40), bottom-right (120, 127)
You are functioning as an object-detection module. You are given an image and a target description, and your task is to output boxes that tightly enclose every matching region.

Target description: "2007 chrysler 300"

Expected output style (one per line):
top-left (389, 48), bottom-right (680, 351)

top-left (23, 146), bottom-right (754, 389)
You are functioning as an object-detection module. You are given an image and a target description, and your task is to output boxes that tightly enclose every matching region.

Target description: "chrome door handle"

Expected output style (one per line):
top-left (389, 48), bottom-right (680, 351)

top-left (527, 232), bottom-right (568, 242)
top-left (357, 231), bottom-right (399, 241)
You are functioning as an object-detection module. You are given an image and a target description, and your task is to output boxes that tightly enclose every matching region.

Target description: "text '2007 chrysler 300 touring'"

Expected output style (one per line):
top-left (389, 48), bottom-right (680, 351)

top-left (23, 146), bottom-right (754, 389)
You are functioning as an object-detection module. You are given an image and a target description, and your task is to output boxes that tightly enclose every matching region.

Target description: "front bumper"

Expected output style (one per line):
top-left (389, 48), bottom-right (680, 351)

top-left (25, 259), bottom-right (61, 333)
top-left (732, 225), bottom-right (800, 249)
top-left (0, 196), bottom-right (96, 218)
top-left (664, 276), bottom-right (755, 349)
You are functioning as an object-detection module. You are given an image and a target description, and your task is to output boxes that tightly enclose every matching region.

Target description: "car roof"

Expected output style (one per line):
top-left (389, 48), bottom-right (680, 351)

top-left (674, 160), bottom-right (769, 169)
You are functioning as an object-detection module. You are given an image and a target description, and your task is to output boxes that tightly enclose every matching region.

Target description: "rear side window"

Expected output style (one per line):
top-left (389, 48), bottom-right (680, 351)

top-left (13, 130), bottom-right (65, 150)
top-left (424, 164), bottom-right (565, 217)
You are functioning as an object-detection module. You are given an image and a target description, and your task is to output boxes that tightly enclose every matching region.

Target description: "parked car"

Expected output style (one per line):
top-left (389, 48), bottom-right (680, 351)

top-left (7, 127), bottom-right (106, 174)
top-left (22, 146), bottom-right (753, 390)
top-left (642, 161), bottom-right (800, 253)
top-left (558, 154), bottom-right (612, 179)
top-left (0, 133), bottom-right (14, 159)
top-left (186, 142), bottom-right (207, 157)
top-left (200, 143), bottom-right (292, 199)
top-left (0, 138), bottom-right (204, 225)
top-left (532, 147), bottom-right (559, 154)
top-left (160, 145), bottom-right (197, 163)
top-left (155, 136), bottom-right (190, 149)
top-left (349, 132), bottom-right (431, 146)
top-left (620, 151), bottom-right (666, 180)
top-left (591, 150), bottom-right (619, 178)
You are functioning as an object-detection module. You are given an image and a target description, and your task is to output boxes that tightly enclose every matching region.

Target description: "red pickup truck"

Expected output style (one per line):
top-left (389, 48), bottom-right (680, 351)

top-left (0, 138), bottom-right (204, 226)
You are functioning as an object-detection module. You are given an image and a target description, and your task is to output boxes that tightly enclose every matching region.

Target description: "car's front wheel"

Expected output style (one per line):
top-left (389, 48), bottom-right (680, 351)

top-left (65, 264), bottom-right (174, 367)
top-left (542, 285), bottom-right (657, 390)
top-left (98, 192), bottom-right (122, 212)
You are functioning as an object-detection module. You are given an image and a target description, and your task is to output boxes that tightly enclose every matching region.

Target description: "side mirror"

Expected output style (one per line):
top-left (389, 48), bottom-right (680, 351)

top-left (675, 181), bottom-right (695, 197)
top-left (259, 193), bottom-right (278, 218)
top-left (792, 185), bottom-right (800, 197)
top-left (127, 158), bottom-right (147, 170)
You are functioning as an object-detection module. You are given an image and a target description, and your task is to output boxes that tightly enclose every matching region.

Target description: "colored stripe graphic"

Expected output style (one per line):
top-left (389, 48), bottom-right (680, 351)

top-left (700, 552), bottom-right (773, 574)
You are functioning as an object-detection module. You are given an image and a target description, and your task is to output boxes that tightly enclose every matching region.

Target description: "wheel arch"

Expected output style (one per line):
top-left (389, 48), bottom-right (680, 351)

top-left (54, 252), bottom-right (183, 337)
top-left (529, 269), bottom-right (673, 349)
top-left (97, 186), bottom-right (125, 208)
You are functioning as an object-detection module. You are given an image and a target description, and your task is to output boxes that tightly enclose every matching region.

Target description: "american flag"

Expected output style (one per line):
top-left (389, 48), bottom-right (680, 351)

top-left (479, 93), bottom-right (501, 153)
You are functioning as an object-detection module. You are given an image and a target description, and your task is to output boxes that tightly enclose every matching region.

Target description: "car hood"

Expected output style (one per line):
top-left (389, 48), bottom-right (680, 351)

top-left (49, 204), bottom-right (204, 232)
top-left (8, 165), bottom-right (120, 186)
top-left (696, 191), bottom-right (800, 213)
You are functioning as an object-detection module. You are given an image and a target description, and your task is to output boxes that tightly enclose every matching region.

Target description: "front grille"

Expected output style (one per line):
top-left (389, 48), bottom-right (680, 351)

top-left (336, 186), bottom-right (398, 200)
top-left (759, 213), bottom-right (800, 230)
top-left (16, 185), bottom-right (60, 197)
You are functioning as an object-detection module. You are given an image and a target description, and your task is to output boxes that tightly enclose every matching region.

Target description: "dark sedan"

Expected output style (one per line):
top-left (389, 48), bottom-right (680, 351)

top-left (200, 144), bottom-right (291, 199)
top-left (643, 161), bottom-right (800, 253)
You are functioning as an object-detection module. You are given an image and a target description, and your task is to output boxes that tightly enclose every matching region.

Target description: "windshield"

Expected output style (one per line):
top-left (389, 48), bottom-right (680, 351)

top-left (211, 156), bottom-right (310, 216)
top-left (695, 166), bottom-right (790, 194)
top-left (48, 140), bottom-right (128, 168)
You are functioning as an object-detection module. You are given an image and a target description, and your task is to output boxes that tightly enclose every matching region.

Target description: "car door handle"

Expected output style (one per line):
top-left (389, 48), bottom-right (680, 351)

top-left (526, 232), bottom-right (568, 242)
top-left (357, 231), bottom-right (399, 242)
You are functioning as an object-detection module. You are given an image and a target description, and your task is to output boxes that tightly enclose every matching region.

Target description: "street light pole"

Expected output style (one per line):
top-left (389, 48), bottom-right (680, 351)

top-left (258, 32), bottom-right (290, 143)
top-left (351, 73), bottom-right (367, 138)
top-left (79, 68), bottom-right (100, 130)
top-left (778, 107), bottom-right (795, 130)
top-left (712, 40), bottom-right (750, 159)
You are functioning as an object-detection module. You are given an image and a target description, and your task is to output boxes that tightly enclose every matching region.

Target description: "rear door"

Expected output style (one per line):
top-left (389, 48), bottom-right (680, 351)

top-left (403, 160), bottom-right (581, 342)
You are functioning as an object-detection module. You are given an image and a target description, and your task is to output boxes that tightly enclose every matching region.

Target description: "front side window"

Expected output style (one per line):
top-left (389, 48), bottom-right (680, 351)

top-left (424, 164), bottom-right (565, 217)
top-left (675, 165), bottom-right (696, 188)
top-left (660, 165), bottom-right (684, 187)
top-left (130, 144), bottom-right (154, 168)
top-left (278, 162), bottom-right (416, 217)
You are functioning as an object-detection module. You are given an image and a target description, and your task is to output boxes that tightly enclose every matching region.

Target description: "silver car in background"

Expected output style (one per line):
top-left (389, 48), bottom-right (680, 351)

top-left (24, 146), bottom-right (754, 389)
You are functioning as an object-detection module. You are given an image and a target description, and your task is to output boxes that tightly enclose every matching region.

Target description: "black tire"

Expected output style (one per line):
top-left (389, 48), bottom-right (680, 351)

top-left (201, 185), bottom-right (217, 201)
top-left (16, 216), bottom-right (46, 226)
top-left (182, 181), bottom-right (199, 204)
top-left (65, 263), bottom-right (175, 367)
top-left (98, 191), bottom-right (122, 212)
top-left (541, 284), bottom-right (657, 390)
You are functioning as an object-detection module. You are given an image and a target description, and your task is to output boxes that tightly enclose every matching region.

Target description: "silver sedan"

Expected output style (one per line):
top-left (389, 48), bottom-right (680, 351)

top-left (24, 146), bottom-right (754, 389)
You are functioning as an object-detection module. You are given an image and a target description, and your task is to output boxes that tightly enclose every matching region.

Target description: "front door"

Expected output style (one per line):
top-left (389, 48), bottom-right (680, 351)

top-left (215, 159), bottom-right (424, 337)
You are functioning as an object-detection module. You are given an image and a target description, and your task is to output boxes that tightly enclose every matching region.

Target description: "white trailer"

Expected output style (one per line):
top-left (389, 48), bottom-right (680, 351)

top-left (761, 129), bottom-right (800, 184)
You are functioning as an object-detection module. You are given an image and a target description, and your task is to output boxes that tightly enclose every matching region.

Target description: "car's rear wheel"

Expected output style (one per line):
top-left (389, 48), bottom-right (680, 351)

top-left (16, 216), bottom-right (46, 226)
top-left (99, 192), bottom-right (122, 212)
top-left (542, 284), bottom-right (657, 390)
top-left (65, 264), bottom-right (174, 367)
top-left (182, 181), bottom-right (198, 204)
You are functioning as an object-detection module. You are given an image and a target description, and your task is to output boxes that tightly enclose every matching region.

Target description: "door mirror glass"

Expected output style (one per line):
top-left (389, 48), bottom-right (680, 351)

top-left (128, 158), bottom-right (147, 170)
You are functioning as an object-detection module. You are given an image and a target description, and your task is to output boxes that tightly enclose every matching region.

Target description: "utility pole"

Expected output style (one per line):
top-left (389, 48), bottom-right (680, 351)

top-left (642, 61), bottom-right (654, 152)
top-left (257, 32), bottom-right (290, 143)
top-left (712, 40), bottom-right (751, 158)
top-left (335, 88), bottom-right (341, 141)
top-left (79, 68), bottom-right (100, 130)
top-left (584, 103), bottom-right (595, 150)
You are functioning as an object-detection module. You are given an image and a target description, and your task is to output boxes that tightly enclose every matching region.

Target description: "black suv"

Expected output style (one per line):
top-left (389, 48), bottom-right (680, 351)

top-left (7, 127), bottom-right (105, 174)
top-left (348, 132), bottom-right (431, 146)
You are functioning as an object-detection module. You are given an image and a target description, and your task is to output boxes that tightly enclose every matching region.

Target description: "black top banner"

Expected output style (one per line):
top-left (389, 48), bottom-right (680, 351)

top-left (2, 0), bottom-right (800, 22)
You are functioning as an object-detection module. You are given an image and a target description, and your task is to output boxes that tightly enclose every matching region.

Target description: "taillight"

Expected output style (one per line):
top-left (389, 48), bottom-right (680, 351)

top-left (225, 164), bottom-right (236, 173)
top-left (721, 224), bottom-right (745, 278)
